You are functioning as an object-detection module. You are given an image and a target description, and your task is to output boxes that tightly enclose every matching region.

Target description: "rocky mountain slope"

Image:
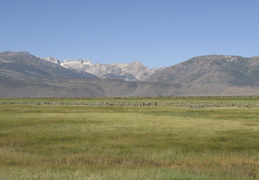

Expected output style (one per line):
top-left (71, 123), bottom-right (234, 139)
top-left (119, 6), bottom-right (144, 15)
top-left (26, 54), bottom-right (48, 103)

top-left (1, 51), bottom-right (259, 97)
top-left (0, 51), bottom-right (97, 80)
top-left (146, 55), bottom-right (259, 87)
top-left (0, 76), bottom-right (182, 98)
top-left (0, 51), bottom-right (180, 97)
top-left (42, 57), bottom-right (164, 81)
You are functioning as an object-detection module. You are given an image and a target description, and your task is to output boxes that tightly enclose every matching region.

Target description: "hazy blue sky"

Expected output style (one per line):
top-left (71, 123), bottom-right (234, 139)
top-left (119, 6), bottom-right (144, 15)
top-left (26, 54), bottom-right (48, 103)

top-left (1, 0), bottom-right (259, 67)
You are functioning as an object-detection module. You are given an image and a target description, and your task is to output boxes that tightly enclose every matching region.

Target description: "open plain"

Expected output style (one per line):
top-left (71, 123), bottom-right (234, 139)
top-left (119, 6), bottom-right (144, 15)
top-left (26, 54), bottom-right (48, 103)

top-left (0, 96), bottom-right (259, 179)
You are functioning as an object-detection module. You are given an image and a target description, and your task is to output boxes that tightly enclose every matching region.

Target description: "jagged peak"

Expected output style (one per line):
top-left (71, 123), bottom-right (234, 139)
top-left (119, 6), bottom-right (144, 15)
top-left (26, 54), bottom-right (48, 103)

top-left (43, 57), bottom-right (59, 61)
top-left (129, 61), bottom-right (144, 66)
top-left (109, 61), bottom-right (144, 68)
top-left (63, 59), bottom-right (91, 64)
top-left (42, 57), bottom-right (61, 64)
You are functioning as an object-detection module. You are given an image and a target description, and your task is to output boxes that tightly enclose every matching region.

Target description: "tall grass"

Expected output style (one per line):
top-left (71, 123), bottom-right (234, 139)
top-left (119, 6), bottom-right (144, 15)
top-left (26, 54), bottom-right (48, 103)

top-left (0, 97), bottom-right (259, 179)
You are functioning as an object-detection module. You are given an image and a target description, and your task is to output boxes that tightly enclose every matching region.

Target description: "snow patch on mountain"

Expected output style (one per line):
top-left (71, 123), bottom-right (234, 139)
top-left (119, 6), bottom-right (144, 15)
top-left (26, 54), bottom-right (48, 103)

top-left (42, 57), bottom-right (60, 64)
top-left (42, 57), bottom-right (164, 81)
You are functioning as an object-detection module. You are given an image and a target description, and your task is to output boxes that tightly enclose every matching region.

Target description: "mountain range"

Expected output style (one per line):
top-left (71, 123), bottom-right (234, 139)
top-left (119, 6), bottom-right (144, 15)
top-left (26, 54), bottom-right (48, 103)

top-left (42, 57), bottom-right (164, 81)
top-left (1, 51), bottom-right (259, 97)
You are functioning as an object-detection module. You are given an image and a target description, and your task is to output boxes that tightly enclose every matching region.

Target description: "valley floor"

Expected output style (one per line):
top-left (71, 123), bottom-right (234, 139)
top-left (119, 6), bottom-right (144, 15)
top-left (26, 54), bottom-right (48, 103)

top-left (0, 97), bottom-right (259, 179)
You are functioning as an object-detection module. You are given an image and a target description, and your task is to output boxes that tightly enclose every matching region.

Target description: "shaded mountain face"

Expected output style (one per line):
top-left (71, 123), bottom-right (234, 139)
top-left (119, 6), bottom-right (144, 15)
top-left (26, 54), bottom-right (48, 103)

top-left (0, 76), bottom-right (183, 98)
top-left (0, 51), bottom-right (98, 79)
top-left (42, 57), bottom-right (164, 81)
top-left (145, 55), bottom-right (259, 87)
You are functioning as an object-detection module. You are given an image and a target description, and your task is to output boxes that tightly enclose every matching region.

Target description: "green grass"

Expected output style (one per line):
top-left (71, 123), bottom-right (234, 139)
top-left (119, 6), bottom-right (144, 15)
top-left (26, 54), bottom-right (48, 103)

top-left (0, 97), bottom-right (259, 179)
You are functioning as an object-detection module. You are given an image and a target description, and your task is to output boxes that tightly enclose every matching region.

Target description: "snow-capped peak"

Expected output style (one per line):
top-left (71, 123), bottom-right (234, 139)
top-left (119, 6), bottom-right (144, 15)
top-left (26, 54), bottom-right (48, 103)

top-left (42, 57), bottom-right (60, 64)
top-left (41, 57), bottom-right (163, 81)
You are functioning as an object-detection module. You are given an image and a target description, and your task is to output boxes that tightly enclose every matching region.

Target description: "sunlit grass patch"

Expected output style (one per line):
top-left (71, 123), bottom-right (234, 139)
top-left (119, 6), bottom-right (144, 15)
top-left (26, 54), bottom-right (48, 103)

top-left (0, 97), bottom-right (259, 179)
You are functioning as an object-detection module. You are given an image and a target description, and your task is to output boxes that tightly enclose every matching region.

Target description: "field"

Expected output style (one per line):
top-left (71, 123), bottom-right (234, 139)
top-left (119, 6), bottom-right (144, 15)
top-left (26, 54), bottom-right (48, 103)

top-left (0, 96), bottom-right (259, 179)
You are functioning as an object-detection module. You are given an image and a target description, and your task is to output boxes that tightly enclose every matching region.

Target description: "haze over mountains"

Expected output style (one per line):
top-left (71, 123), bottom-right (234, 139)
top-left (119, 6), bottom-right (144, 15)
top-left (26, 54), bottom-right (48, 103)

top-left (1, 51), bottom-right (259, 97)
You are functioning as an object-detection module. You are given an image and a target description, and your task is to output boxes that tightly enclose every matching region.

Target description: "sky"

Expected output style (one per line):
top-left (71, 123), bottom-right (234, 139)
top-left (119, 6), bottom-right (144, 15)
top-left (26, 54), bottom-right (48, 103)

top-left (1, 0), bottom-right (259, 68)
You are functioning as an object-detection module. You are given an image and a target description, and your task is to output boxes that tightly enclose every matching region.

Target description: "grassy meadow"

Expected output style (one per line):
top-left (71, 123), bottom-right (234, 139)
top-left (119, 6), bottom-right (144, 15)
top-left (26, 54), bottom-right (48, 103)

top-left (0, 97), bottom-right (259, 179)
